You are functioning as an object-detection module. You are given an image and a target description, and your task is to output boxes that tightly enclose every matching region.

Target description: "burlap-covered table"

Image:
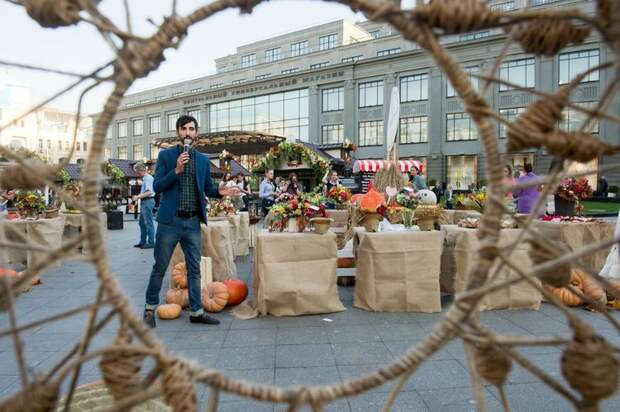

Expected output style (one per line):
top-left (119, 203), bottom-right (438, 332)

top-left (237, 211), bottom-right (250, 256)
top-left (534, 220), bottom-right (614, 273)
top-left (170, 221), bottom-right (236, 281)
top-left (1, 216), bottom-right (65, 269)
top-left (440, 225), bottom-right (541, 311)
top-left (234, 231), bottom-right (345, 317)
top-left (61, 212), bottom-right (107, 255)
top-left (438, 209), bottom-right (481, 225)
top-left (327, 209), bottom-right (349, 227)
top-left (249, 223), bottom-right (258, 248)
top-left (353, 228), bottom-right (443, 313)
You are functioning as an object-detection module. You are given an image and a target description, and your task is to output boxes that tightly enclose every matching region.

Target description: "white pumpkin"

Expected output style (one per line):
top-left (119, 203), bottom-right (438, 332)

top-left (416, 189), bottom-right (437, 205)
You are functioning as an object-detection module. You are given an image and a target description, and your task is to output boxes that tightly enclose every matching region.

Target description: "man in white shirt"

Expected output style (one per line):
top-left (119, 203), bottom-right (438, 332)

top-left (133, 162), bottom-right (156, 249)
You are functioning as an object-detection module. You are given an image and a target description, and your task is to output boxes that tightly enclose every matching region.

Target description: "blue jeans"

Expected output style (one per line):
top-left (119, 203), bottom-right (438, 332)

top-left (139, 198), bottom-right (155, 246)
top-left (145, 215), bottom-right (204, 315)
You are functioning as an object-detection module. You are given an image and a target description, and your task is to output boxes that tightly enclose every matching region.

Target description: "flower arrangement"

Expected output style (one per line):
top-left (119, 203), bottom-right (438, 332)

top-left (326, 186), bottom-right (352, 209)
top-left (267, 196), bottom-right (329, 232)
top-left (395, 192), bottom-right (417, 209)
top-left (15, 190), bottom-right (46, 219)
top-left (218, 150), bottom-right (235, 161)
top-left (251, 142), bottom-right (330, 182)
top-left (359, 189), bottom-right (387, 216)
top-left (341, 139), bottom-right (357, 151)
top-left (556, 177), bottom-right (593, 203)
top-left (57, 169), bottom-right (71, 186)
top-left (267, 203), bottom-right (289, 232)
top-left (453, 191), bottom-right (486, 212)
top-left (101, 162), bottom-right (125, 186)
top-left (208, 197), bottom-right (236, 217)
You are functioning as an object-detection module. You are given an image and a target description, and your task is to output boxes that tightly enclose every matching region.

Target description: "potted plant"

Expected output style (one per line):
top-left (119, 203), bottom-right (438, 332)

top-left (555, 177), bottom-right (593, 216)
top-left (14, 190), bottom-right (46, 219)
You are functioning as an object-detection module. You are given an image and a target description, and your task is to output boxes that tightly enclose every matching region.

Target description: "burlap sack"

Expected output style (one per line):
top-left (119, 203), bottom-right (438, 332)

top-left (61, 212), bottom-right (107, 255)
top-left (1, 216), bottom-right (65, 269)
top-left (441, 225), bottom-right (541, 311)
top-left (240, 231), bottom-right (345, 317)
top-left (328, 210), bottom-right (349, 227)
top-left (353, 229), bottom-right (443, 313)
top-left (237, 211), bottom-right (250, 256)
top-left (535, 220), bottom-right (614, 273)
top-left (439, 209), bottom-right (481, 225)
top-left (169, 221), bottom-right (236, 281)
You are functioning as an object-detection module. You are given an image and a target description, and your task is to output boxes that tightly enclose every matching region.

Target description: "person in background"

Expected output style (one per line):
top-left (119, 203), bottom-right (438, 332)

top-left (503, 164), bottom-right (516, 200)
top-left (259, 169), bottom-right (277, 216)
top-left (235, 173), bottom-right (251, 211)
top-left (132, 162), bottom-right (155, 249)
top-left (599, 176), bottom-right (608, 197)
top-left (409, 166), bottom-right (426, 191)
top-left (0, 188), bottom-right (16, 212)
top-left (322, 170), bottom-right (340, 193)
top-left (287, 173), bottom-right (303, 196)
top-left (514, 163), bottom-right (541, 214)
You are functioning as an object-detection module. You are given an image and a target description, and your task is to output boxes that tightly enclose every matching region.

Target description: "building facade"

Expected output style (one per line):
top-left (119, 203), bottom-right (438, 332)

top-left (102, 0), bottom-right (619, 189)
top-left (1, 74), bottom-right (92, 164)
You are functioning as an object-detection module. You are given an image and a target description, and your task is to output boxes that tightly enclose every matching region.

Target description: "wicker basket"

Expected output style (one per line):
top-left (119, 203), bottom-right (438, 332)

top-left (55, 382), bottom-right (170, 412)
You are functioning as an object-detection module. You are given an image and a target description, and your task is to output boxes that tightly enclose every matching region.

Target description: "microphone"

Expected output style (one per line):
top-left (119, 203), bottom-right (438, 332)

top-left (183, 138), bottom-right (192, 155)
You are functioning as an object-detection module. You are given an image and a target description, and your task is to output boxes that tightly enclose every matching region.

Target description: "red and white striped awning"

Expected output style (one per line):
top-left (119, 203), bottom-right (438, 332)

top-left (353, 159), bottom-right (423, 173)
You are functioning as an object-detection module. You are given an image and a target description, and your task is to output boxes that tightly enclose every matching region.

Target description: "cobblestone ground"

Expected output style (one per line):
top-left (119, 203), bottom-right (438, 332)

top-left (1, 221), bottom-right (619, 411)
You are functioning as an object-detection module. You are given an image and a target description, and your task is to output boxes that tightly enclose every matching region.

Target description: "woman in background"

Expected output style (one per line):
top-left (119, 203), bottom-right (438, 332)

top-left (514, 163), bottom-right (541, 214)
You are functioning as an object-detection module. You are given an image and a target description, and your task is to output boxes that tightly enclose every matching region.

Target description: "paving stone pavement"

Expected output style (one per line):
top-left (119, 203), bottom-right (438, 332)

top-left (1, 221), bottom-right (619, 411)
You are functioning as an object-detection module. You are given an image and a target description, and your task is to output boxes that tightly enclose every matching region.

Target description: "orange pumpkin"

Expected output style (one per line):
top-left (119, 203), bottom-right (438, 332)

top-left (201, 282), bottom-right (229, 312)
top-left (572, 270), bottom-right (605, 305)
top-left (157, 304), bottom-right (182, 319)
top-left (223, 279), bottom-right (248, 306)
top-left (0, 268), bottom-right (18, 278)
top-left (549, 285), bottom-right (583, 307)
top-left (359, 189), bottom-right (385, 213)
top-left (171, 262), bottom-right (188, 289)
top-left (165, 288), bottom-right (189, 308)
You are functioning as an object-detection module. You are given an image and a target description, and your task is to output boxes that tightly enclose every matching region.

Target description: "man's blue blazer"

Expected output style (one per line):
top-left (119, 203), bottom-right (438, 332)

top-left (153, 146), bottom-right (220, 224)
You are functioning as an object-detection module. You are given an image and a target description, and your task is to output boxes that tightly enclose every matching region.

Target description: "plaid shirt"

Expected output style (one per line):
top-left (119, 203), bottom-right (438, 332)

top-left (177, 147), bottom-right (199, 213)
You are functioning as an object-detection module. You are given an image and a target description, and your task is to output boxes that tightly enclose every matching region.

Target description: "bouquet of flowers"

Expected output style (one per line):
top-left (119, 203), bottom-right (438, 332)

top-left (275, 192), bottom-right (296, 203)
top-left (208, 197), bottom-right (236, 217)
top-left (15, 190), bottom-right (46, 219)
top-left (326, 186), bottom-right (352, 209)
top-left (556, 177), bottom-right (593, 203)
top-left (395, 192), bottom-right (417, 209)
top-left (267, 203), bottom-right (288, 232)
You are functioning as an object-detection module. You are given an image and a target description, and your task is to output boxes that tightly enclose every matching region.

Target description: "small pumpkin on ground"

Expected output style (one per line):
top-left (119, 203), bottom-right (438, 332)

top-left (223, 279), bottom-right (248, 306)
top-left (165, 288), bottom-right (189, 308)
top-left (572, 270), bottom-right (606, 305)
top-left (157, 303), bottom-right (182, 319)
top-left (171, 262), bottom-right (188, 289)
top-left (201, 282), bottom-right (229, 312)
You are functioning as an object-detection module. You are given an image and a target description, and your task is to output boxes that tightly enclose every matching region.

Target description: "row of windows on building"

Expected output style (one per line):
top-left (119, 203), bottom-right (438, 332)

top-left (37, 139), bottom-right (88, 152)
top-left (240, 34), bottom-right (340, 69)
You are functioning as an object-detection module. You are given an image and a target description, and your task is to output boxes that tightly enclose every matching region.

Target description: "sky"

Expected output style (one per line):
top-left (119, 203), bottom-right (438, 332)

top-left (0, 0), bottom-right (415, 116)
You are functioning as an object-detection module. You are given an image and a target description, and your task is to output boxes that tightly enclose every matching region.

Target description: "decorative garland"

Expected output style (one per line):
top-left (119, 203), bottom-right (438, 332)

top-left (251, 142), bottom-right (329, 181)
top-left (101, 162), bottom-right (125, 186)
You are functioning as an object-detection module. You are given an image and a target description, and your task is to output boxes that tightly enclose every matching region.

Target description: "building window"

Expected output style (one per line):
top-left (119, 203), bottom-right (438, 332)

top-left (400, 74), bottom-right (428, 102)
top-left (83, 142), bottom-right (87, 152)
top-left (322, 87), bottom-right (344, 112)
top-left (491, 1), bottom-right (515, 11)
top-left (38, 139), bottom-right (43, 152)
top-left (57, 140), bottom-right (62, 150)
top-left (342, 55), bottom-right (363, 63)
top-left (358, 120), bottom-right (384, 146)
top-left (265, 47), bottom-right (282, 63)
top-left (310, 62), bottom-right (329, 69)
top-left (240, 54), bottom-right (256, 68)
top-left (188, 109), bottom-right (201, 127)
top-left (190, 88), bottom-right (202, 94)
top-left (319, 33), bottom-right (339, 50)
top-left (209, 88), bottom-right (309, 142)
top-left (256, 74), bottom-right (271, 80)
top-left (399, 116), bottom-right (428, 144)
top-left (560, 101), bottom-right (599, 134)
top-left (530, 0), bottom-right (559, 5)
top-left (500, 58), bottom-right (535, 91)
top-left (132, 119), bottom-right (143, 136)
top-left (149, 116), bottom-right (160, 134)
top-left (498, 107), bottom-right (525, 138)
top-left (321, 124), bottom-right (344, 144)
top-left (167, 113), bottom-right (179, 131)
top-left (290, 40), bottom-right (309, 57)
top-left (281, 68), bottom-right (299, 74)
top-left (559, 49), bottom-right (599, 85)
top-left (232, 79), bottom-right (246, 85)
top-left (118, 146), bottom-right (127, 160)
top-left (459, 31), bottom-right (490, 41)
top-left (104, 147), bottom-right (111, 159)
top-left (150, 144), bottom-right (160, 160)
top-left (377, 48), bottom-right (400, 57)
top-left (446, 112), bottom-right (478, 141)
top-left (117, 121), bottom-right (127, 138)
top-left (447, 155), bottom-right (478, 190)
top-left (133, 144), bottom-right (143, 160)
top-left (369, 29), bottom-right (381, 39)
top-left (359, 80), bottom-right (384, 107)
top-left (447, 66), bottom-right (480, 97)
top-left (76, 142), bottom-right (81, 151)
top-left (210, 83), bottom-right (223, 89)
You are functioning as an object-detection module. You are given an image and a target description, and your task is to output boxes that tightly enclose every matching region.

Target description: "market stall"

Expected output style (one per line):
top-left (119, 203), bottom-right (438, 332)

top-left (353, 159), bottom-right (424, 193)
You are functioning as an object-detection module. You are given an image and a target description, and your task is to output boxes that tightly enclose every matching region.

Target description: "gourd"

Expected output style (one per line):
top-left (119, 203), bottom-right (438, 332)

top-left (171, 262), bottom-right (188, 289)
top-left (165, 288), bottom-right (189, 308)
top-left (223, 279), bottom-right (248, 306)
top-left (201, 282), bottom-right (229, 312)
top-left (157, 304), bottom-right (182, 319)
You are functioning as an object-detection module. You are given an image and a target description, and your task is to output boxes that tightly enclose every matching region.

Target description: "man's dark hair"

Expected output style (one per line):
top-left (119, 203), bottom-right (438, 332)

top-left (524, 163), bottom-right (533, 173)
top-left (176, 115), bottom-right (198, 131)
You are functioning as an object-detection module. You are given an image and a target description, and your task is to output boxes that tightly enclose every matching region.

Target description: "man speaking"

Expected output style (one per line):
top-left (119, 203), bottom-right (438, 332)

top-left (143, 115), bottom-right (237, 328)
